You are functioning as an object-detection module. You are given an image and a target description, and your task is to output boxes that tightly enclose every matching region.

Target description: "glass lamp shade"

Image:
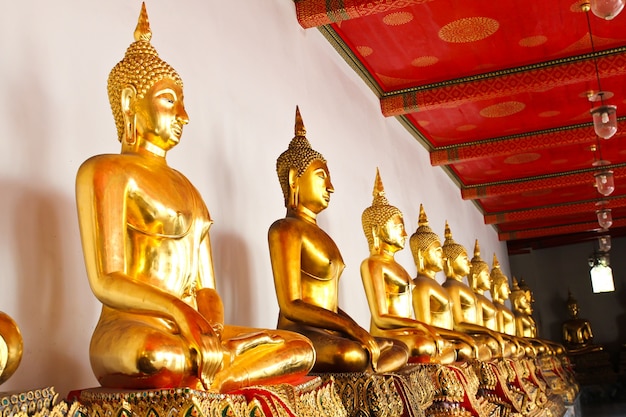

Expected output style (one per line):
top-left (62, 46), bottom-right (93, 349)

top-left (596, 207), bottom-right (613, 229)
top-left (591, 104), bottom-right (618, 139)
top-left (598, 234), bottom-right (612, 252)
top-left (594, 168), bottom-right (615, 196)
top-left (590, 263), bottom-right (615, 293)
top-left (590, 0), bottom-right (625, 20)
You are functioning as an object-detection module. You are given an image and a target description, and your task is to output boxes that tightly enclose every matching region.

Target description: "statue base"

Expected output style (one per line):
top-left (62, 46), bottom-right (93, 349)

top-left (0, 387), bottom-right (66, 417)
top-left (66, 377), bottom-right (345, 417)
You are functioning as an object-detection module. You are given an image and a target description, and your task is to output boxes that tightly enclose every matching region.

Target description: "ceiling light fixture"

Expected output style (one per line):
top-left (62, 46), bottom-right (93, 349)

top-left (590, 0), bottom-right (625, 20)
top-left (583, 3), bottom-right (618, 139)
top-left (592, 153), bottom-right (615, 197)
top-left (596, 200), bottom-right (613, 229)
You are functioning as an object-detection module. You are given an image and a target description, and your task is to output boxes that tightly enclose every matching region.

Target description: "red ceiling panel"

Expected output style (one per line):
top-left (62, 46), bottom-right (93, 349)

top-left (293, 0), bottom-right (626, 251)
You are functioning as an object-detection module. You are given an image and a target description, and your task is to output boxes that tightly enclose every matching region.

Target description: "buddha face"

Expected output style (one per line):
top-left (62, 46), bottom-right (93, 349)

top-left (423, 242), bottom-right (444, 272)
top-left (380, 213), bottom-right (407, 250)
top-left (449, 250), bottom-right (470, 277)
top-left (494, 280), bottom-right (510, 302)
top-left (134, 77), bottom-right (189, 151)
top-left (296, 159), bottom-right (334, 214)
top-left (475, 268), bottom-right (491, 291)
top-left (567, 302), bottom-right (579, 319)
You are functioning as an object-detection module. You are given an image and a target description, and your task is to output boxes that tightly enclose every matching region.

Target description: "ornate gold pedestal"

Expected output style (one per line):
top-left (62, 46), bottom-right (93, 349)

top-left (67, 377), bottom-right (344, 417)
top-left (314, 365), bottom-right (434, 417)
top-left (0, 387), bottom-right (66, 417)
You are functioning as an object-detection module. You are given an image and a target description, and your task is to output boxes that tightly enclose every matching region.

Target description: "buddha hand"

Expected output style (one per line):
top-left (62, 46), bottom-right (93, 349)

top-left (223, 331), bottom-right (285, 360)
top-left (173, 299), bottom-right (224, 388)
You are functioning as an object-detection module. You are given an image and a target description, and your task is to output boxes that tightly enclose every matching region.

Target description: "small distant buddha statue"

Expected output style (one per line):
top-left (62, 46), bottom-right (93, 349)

top-left (516, 278), bottom-right (566, 356)
top-left (268, 108), bottom-right (408, 373)
top-left (409, 205), bottom-right (488, 362)
top-left (360, 170), bottom-right (456, 364)
top-left (0, 311), bottom-right (23, 386)
top-left (510, 278), bottom-right (555, 356)
top-left (76, 4), bottom-right (314, 392)
top-left (562, 291), bottom-right (601, 354)
top-left (468, 241), bottom-right (521, 359)
top-left (490, 255), bottom-right (516, 336)
top-left (441, 225), bottom-right (506, 359)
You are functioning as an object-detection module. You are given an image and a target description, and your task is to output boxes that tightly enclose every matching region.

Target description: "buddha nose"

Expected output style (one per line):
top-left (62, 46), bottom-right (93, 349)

top-left (326, 178), bottom-right (335, 193)
top-left (177, 104), bottom-right (189, 125)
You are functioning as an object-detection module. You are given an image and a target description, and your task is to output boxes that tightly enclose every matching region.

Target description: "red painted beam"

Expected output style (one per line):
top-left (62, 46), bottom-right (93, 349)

top-left (294, 0), bottom-right (433, 29)
top-left (462, 166), bottom-right (626, 200)
top-left (380, 53), bottom-right (626, 117)
top-left (498, 217), bottom-right (626, 241)
top-left (485, 196), bottom-right (626, 225)
top-left (430, 125), bottom-right (626, 166)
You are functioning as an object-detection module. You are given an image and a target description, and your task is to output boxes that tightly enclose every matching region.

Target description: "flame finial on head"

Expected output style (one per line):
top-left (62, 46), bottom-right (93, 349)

top-left (295, 105), bottom-right (306, 137)
top-left (134, 2), bottom-right (152, 42)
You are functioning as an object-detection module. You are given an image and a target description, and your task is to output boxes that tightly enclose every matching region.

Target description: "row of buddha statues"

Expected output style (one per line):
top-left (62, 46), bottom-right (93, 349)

top-left (2, 4), bottom-right (578, 417)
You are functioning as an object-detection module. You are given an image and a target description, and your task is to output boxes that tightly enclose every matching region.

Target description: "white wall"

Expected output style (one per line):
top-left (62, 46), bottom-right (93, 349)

top-left (0, 0), bottom-right (509, 397)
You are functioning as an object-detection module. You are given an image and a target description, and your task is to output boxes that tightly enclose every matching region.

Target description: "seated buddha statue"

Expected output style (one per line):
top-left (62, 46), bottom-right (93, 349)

top-left (75, 4), bottom-right (314, 392)
top-left (468, 242), bottom-right (521, 359)
top-left (517, 278), bottom-right (566, 356)
top-left (562, 291), bottom-right (602, 353)
top-left (440, 225), bottom-right (506, 359)
top-left (490, 257), bottom-right (537, 357)
top-left (268, 108), bottom-right (408, 373)
top-left (359, 170), bottom-right (456, 364)
top-left (409, 205), bottom-right (490, 362)
top-left (0, 311), bottom-right (23, 386)
top-left (510, 278), bottom-right (553, 355)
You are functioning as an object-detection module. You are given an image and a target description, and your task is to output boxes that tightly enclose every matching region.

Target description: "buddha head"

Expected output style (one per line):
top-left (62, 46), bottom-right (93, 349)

top-left (510, 277), bottom-right (531, 315)
top-left (490, 254), bottom-right (510, 304)
top-left (361, 169), bottom-right (406, 254)
top-left (566, 291), bottom-right (580, 319)
top-left (518, 277), bottom-right (535, 305)
top-left (276, 107), bottom-right (332, 214)
top-left (469, 240), bottom-right (490, 293)
top-left (441, 222), bottom-right (470, 280)
top-left (108, 3), bottom-right (186, 147)
top-left (409, 205), bottom-right (444, 275)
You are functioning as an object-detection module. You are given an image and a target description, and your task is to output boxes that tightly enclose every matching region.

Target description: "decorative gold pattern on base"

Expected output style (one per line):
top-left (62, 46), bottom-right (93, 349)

top-left (1, 387), bottom-right (58, 417)
top-left (67, 378), bottom-right (344, 417)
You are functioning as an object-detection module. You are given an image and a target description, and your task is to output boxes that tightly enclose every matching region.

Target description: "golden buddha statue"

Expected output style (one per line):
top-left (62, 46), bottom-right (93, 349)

top-left (510, 278), bottom-right (557, 356)
top-left (490, 255), bottom-right (516, 337)
top-left (409, 205), bottom-right (488, 362)
top-left (441, 225), bottom-right (506, 359)
top-left (75, 4), bottom-right (314, 392)
top-left (469, 241), bottom-right (498, 332)
top-left (360, 170), bottom-right (455, 364)
top-left (268, 108), bottom-right (408, 373)
top-left (0, 311), bottom-right (23, 386)
top-left (468, 241), bottom-right (521, 359)
top-left (516, 278), bottom-right (567, 356)
top-left (562, 291), bottom-right (600, 353)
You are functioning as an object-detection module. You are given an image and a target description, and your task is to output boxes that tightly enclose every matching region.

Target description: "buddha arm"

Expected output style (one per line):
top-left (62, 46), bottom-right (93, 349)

top-left (447, 285), bottom-right (505, 354)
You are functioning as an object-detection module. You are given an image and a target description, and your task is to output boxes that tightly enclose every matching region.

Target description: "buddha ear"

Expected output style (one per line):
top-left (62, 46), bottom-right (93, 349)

top-left (121, 85), bottom-right (138, 145)
top-left (417, 248), bottom-right (425, 272)
top-left (120, 85), bottom-right (137, 117)
top-left (371, 226), bottom-right (380, 252)
top-left (288, 167), bottom-right (299, 210)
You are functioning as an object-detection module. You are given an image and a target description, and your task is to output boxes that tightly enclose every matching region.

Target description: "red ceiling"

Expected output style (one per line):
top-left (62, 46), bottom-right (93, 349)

top-left (292, 0), bottom-right (626, 253)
